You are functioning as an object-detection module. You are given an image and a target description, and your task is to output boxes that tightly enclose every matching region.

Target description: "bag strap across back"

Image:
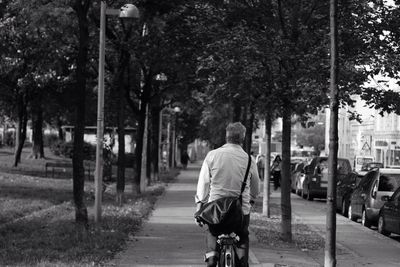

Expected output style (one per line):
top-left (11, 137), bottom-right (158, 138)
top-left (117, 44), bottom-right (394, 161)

top-left (239, 154), bottom-right (252, 197)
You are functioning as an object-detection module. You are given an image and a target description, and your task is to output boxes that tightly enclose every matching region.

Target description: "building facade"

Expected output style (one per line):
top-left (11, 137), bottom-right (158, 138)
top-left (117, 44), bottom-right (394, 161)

top-left (373, 112), bottom-right (400, 167)
top-left (325, 100), bottom-right (400, 168)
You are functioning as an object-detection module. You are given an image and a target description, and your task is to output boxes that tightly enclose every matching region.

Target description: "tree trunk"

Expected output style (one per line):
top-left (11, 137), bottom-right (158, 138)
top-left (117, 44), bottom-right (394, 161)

top-left (325, 0), bottom-right (338, 265)
top-left (116, 82), bottom-right (126, 206)
top-left (140, 104), bottom-right (149, 192)
top-left (242, 105), bottom-right (249, 152)
top-left (167, 121), bottom-right (172, 169)
top-left (151, 103), bottom-right (160, 181)
top-left (133, 107), bottom-right (146, 195)
top-left (13, 95), bottom-right (28, 167)
top-left (57, 117), bottom-right (64, 140)
top-left (281, 104), bottom-right (292, 242)
top-left (232, 98), bottom-right (242, 122)
top-left (244, 103), bottom-right (255, 153)
top-left (263, 115), bottom-right (272, 217)
top-left (31, 100), bottom-right (44, 159)
top-left (126, 66), bottom-right (152, 195)
top-left (146, 112), bottom-right (152, 185)
top-left (115, 54), bottom-right (129, 206)
top-left (71, 0), bottom-right (90, 226)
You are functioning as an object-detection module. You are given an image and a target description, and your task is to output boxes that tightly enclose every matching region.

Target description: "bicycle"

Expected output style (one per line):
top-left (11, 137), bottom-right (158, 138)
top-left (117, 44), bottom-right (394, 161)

top-left (216, 233), bottom-right (240, 267)
top-left (196, 217), bottom-right (240, 267)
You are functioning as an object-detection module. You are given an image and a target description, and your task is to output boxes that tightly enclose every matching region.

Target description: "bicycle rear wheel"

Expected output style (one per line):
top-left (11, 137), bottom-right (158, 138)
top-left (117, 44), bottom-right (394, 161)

top-left (219, 245), bottom-right (235, 267)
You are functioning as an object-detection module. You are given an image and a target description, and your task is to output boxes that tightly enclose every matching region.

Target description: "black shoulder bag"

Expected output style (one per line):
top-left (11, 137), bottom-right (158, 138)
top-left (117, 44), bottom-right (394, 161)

top-left (194, 154), bottom-right (252, 236)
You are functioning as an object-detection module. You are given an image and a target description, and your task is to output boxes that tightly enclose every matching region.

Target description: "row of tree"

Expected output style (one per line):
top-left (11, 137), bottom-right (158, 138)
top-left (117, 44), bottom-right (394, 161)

top-left (0, 0), bottom-right (204, 225)
top-left (187, 0), bottom-right (399, 241)
top-left (2, 0), bottom-right (400, 251)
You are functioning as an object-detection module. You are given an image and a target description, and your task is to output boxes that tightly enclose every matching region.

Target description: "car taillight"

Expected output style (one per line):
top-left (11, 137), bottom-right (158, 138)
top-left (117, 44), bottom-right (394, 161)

top-left (312, 177), bottom-right (317, 182)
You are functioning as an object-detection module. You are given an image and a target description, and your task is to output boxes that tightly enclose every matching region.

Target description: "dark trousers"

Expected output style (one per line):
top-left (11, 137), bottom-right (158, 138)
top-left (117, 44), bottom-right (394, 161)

top-left (272, 170), bottom-right (281, 190)
top-left (258, 168), bottom-right (264, 181)
top-left (205, 214), bottom-right (250, 267)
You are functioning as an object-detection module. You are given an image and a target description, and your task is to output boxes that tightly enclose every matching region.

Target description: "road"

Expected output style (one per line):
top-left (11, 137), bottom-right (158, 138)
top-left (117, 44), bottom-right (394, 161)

top-left (290, 193), bottom-right (400, 266)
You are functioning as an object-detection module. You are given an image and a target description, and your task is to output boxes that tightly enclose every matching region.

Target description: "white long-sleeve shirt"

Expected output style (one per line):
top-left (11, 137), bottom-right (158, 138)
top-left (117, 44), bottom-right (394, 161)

top-left (195, 143), bottom-right (260, 215)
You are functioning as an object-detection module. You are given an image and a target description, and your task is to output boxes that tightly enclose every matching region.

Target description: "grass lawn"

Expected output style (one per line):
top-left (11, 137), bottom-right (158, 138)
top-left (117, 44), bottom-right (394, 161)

top-left (0, 146), bottom-right (179, 266)
top-left (0, 174), bottom-right (72, 224)
top-left (0, 147), bottom-right (68, 177)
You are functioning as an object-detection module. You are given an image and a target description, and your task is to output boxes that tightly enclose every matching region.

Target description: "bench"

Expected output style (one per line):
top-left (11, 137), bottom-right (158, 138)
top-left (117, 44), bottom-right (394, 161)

top-left (45, 161), bottom-right (93, 180)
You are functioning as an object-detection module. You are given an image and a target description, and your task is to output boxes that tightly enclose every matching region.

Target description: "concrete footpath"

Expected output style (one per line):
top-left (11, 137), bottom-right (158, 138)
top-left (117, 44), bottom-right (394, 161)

top-left (110, 162), bottom-right (400, 266)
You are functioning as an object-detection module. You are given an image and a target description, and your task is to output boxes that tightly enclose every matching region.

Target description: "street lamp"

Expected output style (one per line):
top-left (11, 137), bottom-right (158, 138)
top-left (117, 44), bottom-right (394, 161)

top-left (171, 107), bottom-right (181, 168)
top-left (158, 106), bottom-right (180, 173)
top-left (95, 2), bottom-right (139, 224)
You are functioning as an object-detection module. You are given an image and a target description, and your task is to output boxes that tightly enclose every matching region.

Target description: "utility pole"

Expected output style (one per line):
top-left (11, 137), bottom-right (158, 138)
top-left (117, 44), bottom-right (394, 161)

top-left (94, 1), bottom-right (106, 224)
top-left (325, 0), bottom-right (339, 266)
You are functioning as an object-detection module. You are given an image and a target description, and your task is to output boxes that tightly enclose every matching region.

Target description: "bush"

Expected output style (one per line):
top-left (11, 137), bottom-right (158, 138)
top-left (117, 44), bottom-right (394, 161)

top-left (23, 141), bottom-right (32, 148)
top-left (123, 153), bottom-right (136, 168)
top-left (110, 152), bottom-right (135, 168)
top-left (4, 131), bottom-right (14, 146)
top-left (44, 133), bottom-right (59, 147)
top-left (50, 141), bottom-right (95, 160)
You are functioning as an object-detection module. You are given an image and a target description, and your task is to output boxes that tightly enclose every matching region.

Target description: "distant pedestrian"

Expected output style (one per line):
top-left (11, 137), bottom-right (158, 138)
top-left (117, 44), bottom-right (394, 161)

top-left (256, 154), bottom-right (265, 180)
top-left (271, 155), bottom-right (282, 190)
top-left (250, 151), bottom-right (256, 162)
top-left (181, 150), bottom-right (190, 170)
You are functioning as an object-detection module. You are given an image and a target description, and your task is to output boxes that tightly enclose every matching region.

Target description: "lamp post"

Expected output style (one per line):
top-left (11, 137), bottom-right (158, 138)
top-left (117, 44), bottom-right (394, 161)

top-left (155, 74), bottom-right (168, 177)
top-left (158, 109), bottom-right (169, 174)
top-left (158, 106), bottom-right (180, 172)
top-left (172, 107), bottom-right (181, 167)
top-left (95, 2), bottom-right (139, 224)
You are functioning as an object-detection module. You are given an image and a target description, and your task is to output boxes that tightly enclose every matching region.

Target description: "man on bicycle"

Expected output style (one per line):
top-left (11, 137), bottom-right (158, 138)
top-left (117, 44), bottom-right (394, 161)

top-left (195, 122), bottom-right (260, 267)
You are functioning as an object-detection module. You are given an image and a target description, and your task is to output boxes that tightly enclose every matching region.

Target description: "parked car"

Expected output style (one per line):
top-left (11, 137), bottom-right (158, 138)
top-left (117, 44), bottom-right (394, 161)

top-left (361, 162), bottom-right (384, 171)
top-left (354, 155), bottom-right (374, 173)
top-left (302, 157), bottom-right (352, 201)
top-left (378, 186), bottom-right (400, 236)
top-left (357, 162), bottom-right (384, 176)
top-left (336, 172), bottom-right (359, 216)
top-left (348, 168), bottom-right (400, 227)
top-left (291, 162), bottom-right (307, 196)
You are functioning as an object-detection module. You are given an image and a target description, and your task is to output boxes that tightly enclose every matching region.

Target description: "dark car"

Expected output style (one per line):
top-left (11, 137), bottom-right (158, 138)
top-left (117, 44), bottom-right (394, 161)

top-left (302, 157), bottom-right (352, 201)
top-left (361, 162), bottom-right (384, 171)
top-left (378, 186), bottom-right (400, 236)
top-left (336, 172), bottom-right (359, 216)
top-left (348, 168), bottom-right (400, 227)
top-left (357, 162), bottom-right (384, 176)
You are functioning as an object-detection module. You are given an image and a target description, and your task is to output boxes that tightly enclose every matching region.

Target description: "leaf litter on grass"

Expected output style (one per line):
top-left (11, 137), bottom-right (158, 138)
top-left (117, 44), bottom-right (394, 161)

top-left (0, 146), bottom-right (178, 266)
top-left (0, 181), bottom-right (168, 266)
top-left (251, 202), bottom-right (325, 251)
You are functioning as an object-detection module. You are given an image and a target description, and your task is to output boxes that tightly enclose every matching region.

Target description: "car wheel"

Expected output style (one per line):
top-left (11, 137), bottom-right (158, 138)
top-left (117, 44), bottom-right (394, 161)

top-left (301, 187), bottom-right (307, 199)
top-left (348, 204), bottom-right (356, 222)
top-left (306, 188), bottom-right (314, 201)
top-left (342, 200), bottom-right (348, 217)
top-left (378, 214), bottom-right (390, 236)
top-left (361, 208), bottom-right (371, 228)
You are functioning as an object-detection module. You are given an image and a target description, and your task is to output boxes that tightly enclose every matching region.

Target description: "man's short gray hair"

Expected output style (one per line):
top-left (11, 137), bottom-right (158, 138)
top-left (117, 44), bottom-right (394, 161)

top-left (226, 122), bottom-right (246, 144)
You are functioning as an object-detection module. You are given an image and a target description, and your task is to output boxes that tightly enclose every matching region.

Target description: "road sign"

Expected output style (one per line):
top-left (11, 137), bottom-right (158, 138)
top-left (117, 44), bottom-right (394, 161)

top-left (362, 141), bottom-right (371, 151)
